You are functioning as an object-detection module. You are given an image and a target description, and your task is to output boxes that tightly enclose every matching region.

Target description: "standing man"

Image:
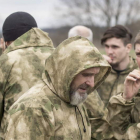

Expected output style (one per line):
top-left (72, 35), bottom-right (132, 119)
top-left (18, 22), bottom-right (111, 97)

top-left (3, 36), bottom-right (111, 140)
top-left (68, 25), bottom-right (109, 139)
top-left (0, 11), bottom-right (54, 136)
top-left (97, 25), bottom-right (138, 107)
top-left (107, 31), bottom-right (140, 139)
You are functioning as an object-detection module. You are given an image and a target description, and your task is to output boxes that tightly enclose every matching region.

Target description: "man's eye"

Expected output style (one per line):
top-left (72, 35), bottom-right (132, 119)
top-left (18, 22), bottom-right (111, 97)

top-left (82, 74), bottom-right (89, 77)
top-left (112, 46), bottom-right (118, 49)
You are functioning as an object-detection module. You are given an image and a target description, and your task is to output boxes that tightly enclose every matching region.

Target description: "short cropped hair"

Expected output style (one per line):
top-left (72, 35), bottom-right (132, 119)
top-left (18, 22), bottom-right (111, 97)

top-left (101, 25), bottom-right (132, 46)
top-left (68, 25), bottom-right (93, 42)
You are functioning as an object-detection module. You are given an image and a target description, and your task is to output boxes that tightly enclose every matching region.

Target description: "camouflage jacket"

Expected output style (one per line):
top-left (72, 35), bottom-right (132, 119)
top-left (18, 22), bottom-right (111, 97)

top-left (3, 36), bottom-right (111, 140)
top-left (107, 94), bottom-right (140, 139)
top-left (0, 28), bottom-right (54, 136)
top-left (84, 91), bottom-right (114, 139)
top-left (97, 57), bottom-right (138, 107)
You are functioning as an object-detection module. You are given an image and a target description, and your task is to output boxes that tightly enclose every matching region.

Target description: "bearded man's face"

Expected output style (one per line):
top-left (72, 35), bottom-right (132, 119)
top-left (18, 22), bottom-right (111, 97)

top-left (70, 67), bottom-right (100, 105)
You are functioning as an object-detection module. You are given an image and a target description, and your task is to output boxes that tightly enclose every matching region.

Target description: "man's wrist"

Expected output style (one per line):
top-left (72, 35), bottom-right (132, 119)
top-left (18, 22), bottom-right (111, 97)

top-left (122, 92), bottom-right (134, 102)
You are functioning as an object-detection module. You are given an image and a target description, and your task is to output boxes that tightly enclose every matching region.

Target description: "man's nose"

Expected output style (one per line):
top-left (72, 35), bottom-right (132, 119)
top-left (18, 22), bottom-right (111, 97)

top-left (108, 47), bottom-right (113, 54)
top-left (86, 76), bottom-right (94, 88)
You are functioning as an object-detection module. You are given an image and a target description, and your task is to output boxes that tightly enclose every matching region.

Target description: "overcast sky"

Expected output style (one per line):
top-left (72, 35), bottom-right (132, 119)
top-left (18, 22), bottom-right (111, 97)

top-left (0, 0), bottom-right (68, 31)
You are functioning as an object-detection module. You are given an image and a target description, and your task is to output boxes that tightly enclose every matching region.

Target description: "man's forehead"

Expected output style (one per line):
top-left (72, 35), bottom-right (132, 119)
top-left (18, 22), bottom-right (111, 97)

top-left (81, 67), bottom-right (100, 73)
top-left (104, 37), bottom-right (124, 46)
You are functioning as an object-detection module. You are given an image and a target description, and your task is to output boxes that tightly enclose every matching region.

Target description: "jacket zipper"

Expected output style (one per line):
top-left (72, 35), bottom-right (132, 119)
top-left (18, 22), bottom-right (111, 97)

top-left (75, 107), bottom-right (82, 140)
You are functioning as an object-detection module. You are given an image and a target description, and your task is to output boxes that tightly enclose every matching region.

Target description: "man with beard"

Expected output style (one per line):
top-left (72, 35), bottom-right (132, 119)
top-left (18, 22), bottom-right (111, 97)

top-left (68, 25), bottom-right (112, 137)
top-left (3, 36), bottom-right (111, 140)
top-left (0, 12), bottom-right (54, 138)
top-left (97, 25), bottom-right (138, 107)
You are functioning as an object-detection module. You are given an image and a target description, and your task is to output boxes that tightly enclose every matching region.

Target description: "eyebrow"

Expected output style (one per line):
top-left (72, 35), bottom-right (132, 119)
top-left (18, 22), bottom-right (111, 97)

top-left (82, 72), bottom-right (99, 76)
top-left (104, 44), bottom-right (119, 48)
top-left (136, 52), bottom-right (140, 55)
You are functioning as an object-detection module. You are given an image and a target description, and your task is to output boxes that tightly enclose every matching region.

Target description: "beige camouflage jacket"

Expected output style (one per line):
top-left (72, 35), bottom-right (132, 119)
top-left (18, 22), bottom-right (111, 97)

top-left (97, 57), bottom-right (138, 107)
top-left (0, 28), bottom-right (54, 136)
top-left (3, 36), bottom-right (111, 140)
top-left (107, 94), bottom-right (140, 139)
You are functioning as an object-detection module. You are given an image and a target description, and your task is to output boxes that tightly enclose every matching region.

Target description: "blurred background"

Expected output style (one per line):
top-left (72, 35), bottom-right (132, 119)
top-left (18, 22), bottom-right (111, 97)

top-left (0, 0), bottom-right (140, 57)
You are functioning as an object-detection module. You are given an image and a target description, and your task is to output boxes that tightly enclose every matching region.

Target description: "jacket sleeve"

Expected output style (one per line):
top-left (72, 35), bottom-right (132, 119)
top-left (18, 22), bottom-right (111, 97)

top-left (107, 94), bottom-right (140, 139)
top-left (0, 54), bottom-right (14, 125)
top-left (4, 105), bottom-right (55, 140)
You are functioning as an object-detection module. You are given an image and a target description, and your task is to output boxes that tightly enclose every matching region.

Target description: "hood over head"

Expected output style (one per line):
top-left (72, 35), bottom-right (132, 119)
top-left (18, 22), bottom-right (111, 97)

top-left (3, 28), bottom-right (53, 54)
top-left (43, 36), bottom-right (111, 103)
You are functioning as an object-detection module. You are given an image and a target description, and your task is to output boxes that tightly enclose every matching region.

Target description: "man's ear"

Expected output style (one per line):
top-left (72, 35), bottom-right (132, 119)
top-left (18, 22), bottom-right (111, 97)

top-left (5, 41), bottom-right (13, 47)
top-left (126, 43), bottom-right (132, 53)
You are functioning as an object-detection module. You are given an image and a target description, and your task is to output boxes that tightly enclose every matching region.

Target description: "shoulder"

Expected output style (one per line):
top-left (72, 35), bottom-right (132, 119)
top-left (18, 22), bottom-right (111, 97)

top-left (9, 82), bottom-right (55, 116)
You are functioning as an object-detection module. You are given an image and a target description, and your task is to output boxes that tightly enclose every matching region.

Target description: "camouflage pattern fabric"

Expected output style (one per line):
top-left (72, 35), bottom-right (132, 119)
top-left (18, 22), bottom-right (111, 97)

top-left (0, 28), bottom-right (54, 138)
top-left (97, 57), bottom-right (138, 107)
top-left (107, 94), bottom-right (140, 139)
top-left (84, 90), bottom-right (115, 139)
top-left (0, 48), bottom-right (2, 56)
top-left (3, 36), bottom-right (111, 140)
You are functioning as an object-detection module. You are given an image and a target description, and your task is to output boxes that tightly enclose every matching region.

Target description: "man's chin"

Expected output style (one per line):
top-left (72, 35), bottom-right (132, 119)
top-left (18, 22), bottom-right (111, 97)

top-left (70, 91), bottom-right (88, 105)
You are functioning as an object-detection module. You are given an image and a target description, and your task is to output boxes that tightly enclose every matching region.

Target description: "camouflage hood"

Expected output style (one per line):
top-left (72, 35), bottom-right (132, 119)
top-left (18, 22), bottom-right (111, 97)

top-left (3, 27), bottom-right (53, 54)
top-left (43, 36), bottom-right (111, 103)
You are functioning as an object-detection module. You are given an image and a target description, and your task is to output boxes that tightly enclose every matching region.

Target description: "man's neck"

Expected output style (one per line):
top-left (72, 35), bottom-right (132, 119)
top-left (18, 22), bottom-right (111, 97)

top-left (112, 56), bottom-right (130, 71)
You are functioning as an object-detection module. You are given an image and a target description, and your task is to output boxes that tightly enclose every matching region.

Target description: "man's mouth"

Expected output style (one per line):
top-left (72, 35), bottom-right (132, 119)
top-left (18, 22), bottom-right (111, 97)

top-left (79, 88), bottom-right (86, 92)
top-left (109, 56), bottom-right (115, 60)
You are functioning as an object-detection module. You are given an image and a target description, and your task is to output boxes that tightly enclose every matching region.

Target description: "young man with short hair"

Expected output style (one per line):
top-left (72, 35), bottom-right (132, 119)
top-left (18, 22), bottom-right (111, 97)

top-left (97, 25), bottom-right (138, 107)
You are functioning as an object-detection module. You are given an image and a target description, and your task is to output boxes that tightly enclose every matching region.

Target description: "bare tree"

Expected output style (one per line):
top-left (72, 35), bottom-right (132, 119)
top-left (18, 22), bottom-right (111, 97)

top-left (60, 0), bottom-right (94, 27)
top-left (60, 0), bottom-right (140, 27)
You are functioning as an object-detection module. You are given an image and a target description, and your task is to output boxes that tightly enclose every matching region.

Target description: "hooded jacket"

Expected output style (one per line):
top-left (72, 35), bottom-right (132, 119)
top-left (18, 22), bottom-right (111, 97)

top-left (0, 28), bottom-right (54, 135)
top-left (4, 36), bottom-right (111, 140)
top-left (97, 57), bottom-right (138, 107)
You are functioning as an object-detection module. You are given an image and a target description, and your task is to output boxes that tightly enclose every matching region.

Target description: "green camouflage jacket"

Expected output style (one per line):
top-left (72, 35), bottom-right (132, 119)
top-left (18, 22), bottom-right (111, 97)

top-left (3, 36), bottom-right (111, 140)
top-left (0, 28), bottom-right (54, 136)
top-left (84, 91), bottom-right (115, 139)
top-left (97, 57), bottom-right (138, 107)
top-left (107, 94), bottom-right (140, 139)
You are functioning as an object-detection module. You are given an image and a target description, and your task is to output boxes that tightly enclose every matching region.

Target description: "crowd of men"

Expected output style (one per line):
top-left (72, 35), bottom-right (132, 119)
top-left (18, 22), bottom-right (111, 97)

top-left (0, 11), bottom-right (140, 140)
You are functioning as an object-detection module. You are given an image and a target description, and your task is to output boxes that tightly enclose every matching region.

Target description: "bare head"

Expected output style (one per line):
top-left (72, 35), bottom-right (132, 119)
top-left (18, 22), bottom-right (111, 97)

top-left (101, 25), bottom-right (132, 70)
top-left (68, 25), bottom-right (93, 42)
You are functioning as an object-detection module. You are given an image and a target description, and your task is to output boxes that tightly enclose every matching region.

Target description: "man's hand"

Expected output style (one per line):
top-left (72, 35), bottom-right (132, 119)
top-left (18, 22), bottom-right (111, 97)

top-left (0, 38), bottom-right (5, 53)
top-left (102, 55), bottom-right (112, 64)
top-left (123, 69), bottom-right (140, 100)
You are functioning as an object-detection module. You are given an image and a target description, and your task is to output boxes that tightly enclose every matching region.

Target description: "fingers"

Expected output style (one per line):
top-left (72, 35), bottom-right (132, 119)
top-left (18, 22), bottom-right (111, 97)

top-left (103, 55), bottom-right (112, 63)
top-left (124, 69), bottom-right (140, 84)
top-left (126, 75), bottom-right (138, 82)
top-left (129, 70), bottom-right (140, 80)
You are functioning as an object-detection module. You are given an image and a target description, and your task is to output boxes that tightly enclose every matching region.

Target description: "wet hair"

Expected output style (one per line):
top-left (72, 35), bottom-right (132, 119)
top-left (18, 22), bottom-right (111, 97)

top-left (101, 25), bottom-right (132, 46)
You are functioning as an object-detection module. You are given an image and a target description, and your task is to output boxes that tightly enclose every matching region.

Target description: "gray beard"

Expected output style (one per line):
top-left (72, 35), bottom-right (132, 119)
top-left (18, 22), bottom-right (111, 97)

top-left (70, 91), bottom-right (88, 105)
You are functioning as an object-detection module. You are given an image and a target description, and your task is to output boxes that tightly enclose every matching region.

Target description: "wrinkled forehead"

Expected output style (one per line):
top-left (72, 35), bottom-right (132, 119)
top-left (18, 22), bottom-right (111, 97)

top-left (80, 67), bottom-right (100, 74)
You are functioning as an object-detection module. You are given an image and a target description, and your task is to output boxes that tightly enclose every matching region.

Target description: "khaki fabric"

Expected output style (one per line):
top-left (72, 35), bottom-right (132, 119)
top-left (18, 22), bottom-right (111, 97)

top-left (97, 57), bottom-right (138, 107)
top-left (0, 28), bottom-right (54, 137)
top-left (107, 94), bottom-right (140, 139)
top-left (4, 36), bottom-right (111, 140)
